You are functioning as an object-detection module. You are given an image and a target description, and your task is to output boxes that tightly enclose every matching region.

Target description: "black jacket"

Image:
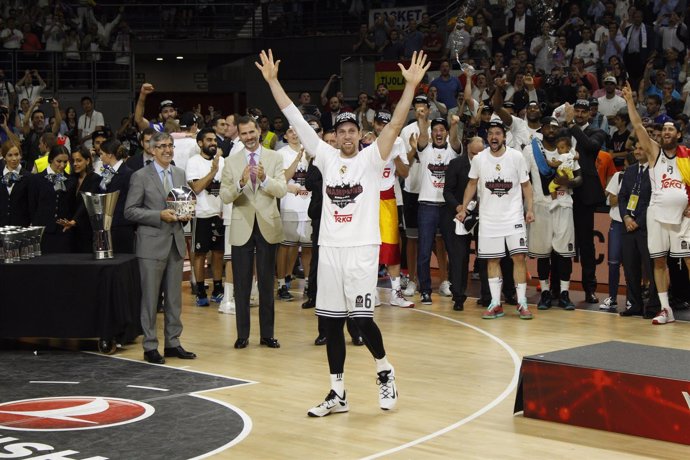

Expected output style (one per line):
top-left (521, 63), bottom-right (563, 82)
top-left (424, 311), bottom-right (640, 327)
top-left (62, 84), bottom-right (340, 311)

top-left (102, 164), bottom-right (134, 228)
top-left (443, 154), bottom-right (472, 222)
top-left (0, 168), bottom-right (31, 226)
top-left (618, 162), bottom-right (652, 231)
top-left (304, 159), bottom-right (322, 221)
top-left (28, 170), bottom-right (76, 234)
top-left (570, 124), bottom-right (607, 206)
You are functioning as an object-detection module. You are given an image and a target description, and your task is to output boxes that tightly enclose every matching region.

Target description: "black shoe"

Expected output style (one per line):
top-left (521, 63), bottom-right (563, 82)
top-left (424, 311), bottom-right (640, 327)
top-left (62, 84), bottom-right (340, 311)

top-left (234, 338), bottom-right (249, 349)
top-left (619, 308), bottom-right (642, 317)
top-left (477, 297), bottom-right (491, 307)
top-left (584, 292), bottom-right (599, 304)
top-left (352, 336), bottom-right (365, 346)
top-left (421, 292), bottom-right (432, 305)
top-left (260, 337), bottom-right (281, 348)
top-left (164, 346), bottom-right (197, 359)
top-left (302, 297), bottom-right (315, 309)
top-left (144, 349), bottom-right (165, 364)
top-left (314, 335), bottom-right (327, 346)
top-left (643, 309), bottom-right (659, 319)
top-left (277, 285), bottom-right (294, 301)
top-left (504, 294), bottom-right (518, 306)
top-left (537, 290), bottom-right (553, 310)
top-left (559, 291), bottom-right (575, 310)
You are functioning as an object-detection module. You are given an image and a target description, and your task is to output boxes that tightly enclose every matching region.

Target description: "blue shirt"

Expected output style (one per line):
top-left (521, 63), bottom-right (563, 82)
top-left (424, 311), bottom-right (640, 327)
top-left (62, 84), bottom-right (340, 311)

top-left (430, 76), bottom-right (462, 109)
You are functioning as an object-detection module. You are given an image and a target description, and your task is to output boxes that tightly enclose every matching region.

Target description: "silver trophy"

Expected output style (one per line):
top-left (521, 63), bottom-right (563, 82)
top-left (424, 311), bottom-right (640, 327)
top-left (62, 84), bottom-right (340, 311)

top-left (82, 191), bottom-right (120, 260)
top-left (166, 186), bottom-right (197, 219)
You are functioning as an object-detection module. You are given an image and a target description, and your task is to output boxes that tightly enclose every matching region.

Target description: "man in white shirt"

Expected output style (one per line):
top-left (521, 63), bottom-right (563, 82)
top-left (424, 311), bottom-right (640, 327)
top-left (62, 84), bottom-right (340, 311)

top-left (598, 75), bottom-right (626, 124)
top-left (574, 26), bottom-right (599, 74)
top-left (78, 96), bottom-right (105, 149)
top-left (15, 70), bottom-right (46, 106)
top-left (0, 18), bottom-right (22, 49)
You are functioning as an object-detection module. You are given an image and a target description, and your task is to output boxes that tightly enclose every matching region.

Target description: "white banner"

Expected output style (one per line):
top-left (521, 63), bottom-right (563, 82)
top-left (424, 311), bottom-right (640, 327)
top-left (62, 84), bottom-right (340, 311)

top-left (369, 6), bottom-right (428, 29)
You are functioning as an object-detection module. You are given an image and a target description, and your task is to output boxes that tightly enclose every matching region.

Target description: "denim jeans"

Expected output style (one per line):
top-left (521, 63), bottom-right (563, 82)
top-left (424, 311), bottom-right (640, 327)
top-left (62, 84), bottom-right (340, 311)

top-left (416, 203), bottom-right (447, 294)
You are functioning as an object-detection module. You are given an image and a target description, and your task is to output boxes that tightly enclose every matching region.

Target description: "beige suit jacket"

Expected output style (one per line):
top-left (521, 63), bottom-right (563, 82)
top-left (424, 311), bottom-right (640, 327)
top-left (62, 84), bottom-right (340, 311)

top-left (220, 147), bottom-right (287, 245)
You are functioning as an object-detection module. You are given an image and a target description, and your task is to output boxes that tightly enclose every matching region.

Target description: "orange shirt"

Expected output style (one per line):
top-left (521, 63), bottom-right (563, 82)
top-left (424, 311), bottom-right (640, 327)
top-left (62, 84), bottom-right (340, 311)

top-left (596, 150), bottom-right (617, 189)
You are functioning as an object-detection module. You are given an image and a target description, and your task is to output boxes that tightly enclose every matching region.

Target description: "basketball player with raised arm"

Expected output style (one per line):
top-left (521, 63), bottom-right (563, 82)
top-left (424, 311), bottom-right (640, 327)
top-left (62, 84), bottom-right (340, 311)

top-left (256, 49), bottom-right (429, 416)
top-left (622, 81), bottom-right (690, 325)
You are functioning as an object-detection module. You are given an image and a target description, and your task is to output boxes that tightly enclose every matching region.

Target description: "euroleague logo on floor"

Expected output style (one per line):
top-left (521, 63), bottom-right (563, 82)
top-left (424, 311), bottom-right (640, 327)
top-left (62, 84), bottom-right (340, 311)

top-left (0, 396), bottom-right (154, 431)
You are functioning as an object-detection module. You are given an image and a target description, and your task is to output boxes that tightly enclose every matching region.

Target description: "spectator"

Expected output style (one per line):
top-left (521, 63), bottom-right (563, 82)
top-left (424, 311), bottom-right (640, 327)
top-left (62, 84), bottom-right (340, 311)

top-left (600, 22), bottom-right (627, 64)
top-left (352, 23), bottom-right (376, 54)
top-left (371, 14), bottom-right (388, 50)
top-left (19, 23), bottom-right (41, 54)
top-left (78, 96), bottom-right (105, 150)
top-left (402, 19), bottom-right (424, 59)
top-left (134, 83), bottom-right (178, 132)
top-left (598, 75), bottom-right (626, 124)
top-left (574, 26), bottom-right (599, 75)
top-left (655, 10), bottom-right (686, 54)
top-left (427, 86), bottom-right (447, 119)
top-left (0, 69), bottom-right (15, 107)
top-left (44, 14), bottom-right (67, 52)
top-left (505, 0), bottom-right (535, 42)
top-left (608, 109), bottom-right (632, 169)
top-left (622, 9), bottom-right (655, 88)
top-left (0, 17), bottom-right (23, 49)
top-left (470, 12), bottom-right (492, 62)
top-left (422, 22), bottom-right (444, 62)
top-left (21, 99), bottom-right (62, 171)
top-left (86, 5), bottom-right (123, 44)
top-left (530, 22), bottom-right (556, 75)
top-left (380, 29), bottom-right (404, 60)
top-left (15, 70), bottom-right (46, 106)
top-left (430, 60), bottom-right (461, 109)
top-left (63, 28), bottom-right (81, 61)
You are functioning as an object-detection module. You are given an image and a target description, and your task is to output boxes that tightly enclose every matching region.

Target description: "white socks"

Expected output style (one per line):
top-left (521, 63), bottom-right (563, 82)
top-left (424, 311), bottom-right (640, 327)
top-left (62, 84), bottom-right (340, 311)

top-left (489, 277), bottom-right (502, 305)
top-left (330, 373), bottom-right (345, 397)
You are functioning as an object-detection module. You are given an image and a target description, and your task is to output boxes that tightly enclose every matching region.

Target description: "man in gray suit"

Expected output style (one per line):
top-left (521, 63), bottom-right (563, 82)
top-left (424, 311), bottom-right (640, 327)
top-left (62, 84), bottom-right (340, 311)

top-left (220, 115), bottom-right (287, 349)
top-left (124, 131), bottom-right (197, 364)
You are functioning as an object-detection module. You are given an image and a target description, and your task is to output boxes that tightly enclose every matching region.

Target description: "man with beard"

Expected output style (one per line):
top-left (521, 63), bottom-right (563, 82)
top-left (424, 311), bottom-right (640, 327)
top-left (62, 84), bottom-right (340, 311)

top-left (523, 117), bottom-right (582, 310)
top-left (258, 49), bottom-right (429, 416)
top-left (186, 128), bottom-right (225, 307)
top-left (563, 99), bottom-right (608, 303)
top-left (457, 120), bottom-right (534, 320)
top-left (622, 81), bottom-right (690, 325)
top-left (134, 83), bottom-right (178, 132)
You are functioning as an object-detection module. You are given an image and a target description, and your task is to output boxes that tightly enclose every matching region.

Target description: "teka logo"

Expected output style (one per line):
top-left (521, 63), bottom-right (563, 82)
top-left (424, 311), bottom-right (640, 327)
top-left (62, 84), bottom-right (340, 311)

top-left (0, 397), bottom-right (154, 432)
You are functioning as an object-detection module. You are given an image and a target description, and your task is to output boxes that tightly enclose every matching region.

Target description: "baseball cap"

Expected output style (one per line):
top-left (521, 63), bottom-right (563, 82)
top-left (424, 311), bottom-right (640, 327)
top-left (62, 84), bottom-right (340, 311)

top-left (603, 75), bottom-right (617, 84)
top-left (374, 111), bottom-right (392, 124)
top-left (488, 119), bottom-right (506, 132)
top-left (178, 111), bottom-right (198, 129)
top-left (91, 129), bottom-right (108, 140)
top-left (588, 97), bottom-right (599, 106)
top-left (574, 99), bottom-right (590, 109)
top-left (503, 101), bottom-right (515, 109)
top-left (540, 116), bottom-right (560, 127)
top-left (160, 99), bottom-right (174, 109)
top-left (430, 118), bottom-right (449, 130)
top-left (413, 95), bottom-right (430, 106)
top-left (662, 119), bottom-right (683, 132)
top-left (333, 112), bottom-right (359, 131)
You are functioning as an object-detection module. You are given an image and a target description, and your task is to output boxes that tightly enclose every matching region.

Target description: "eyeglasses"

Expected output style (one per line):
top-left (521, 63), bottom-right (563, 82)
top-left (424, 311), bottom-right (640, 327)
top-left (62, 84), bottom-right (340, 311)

top-left (154, 143), bottom-right (174, 149)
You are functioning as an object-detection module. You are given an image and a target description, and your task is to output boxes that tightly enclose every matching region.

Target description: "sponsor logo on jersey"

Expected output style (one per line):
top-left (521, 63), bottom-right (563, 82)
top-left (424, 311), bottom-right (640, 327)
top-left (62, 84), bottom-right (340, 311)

top-left (326, 182), bottom-right (363, 209)
top-left (333, 210), bottom-right (353, 222)
top-left (355, 295), bottom-right (363, 308)
top-left (660, 174), bottom-right (682, 189)
top-left (292, 168), bottom-right (308, 187)
top-left (484, 176), bottom-right (513, 197)
top-left (382, 168), bottom-right (392, 179)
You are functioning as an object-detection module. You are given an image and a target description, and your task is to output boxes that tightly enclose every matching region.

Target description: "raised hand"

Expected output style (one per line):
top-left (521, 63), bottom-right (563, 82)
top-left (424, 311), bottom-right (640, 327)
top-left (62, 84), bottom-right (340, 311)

top-left (621, 81), bottom-right (633, 103)
top-left (255, 49), bottom-right (281, 83)
top-left (398, 51), bottom-right (431, 87)
top-left (140, 83), bottom-right (154, 96)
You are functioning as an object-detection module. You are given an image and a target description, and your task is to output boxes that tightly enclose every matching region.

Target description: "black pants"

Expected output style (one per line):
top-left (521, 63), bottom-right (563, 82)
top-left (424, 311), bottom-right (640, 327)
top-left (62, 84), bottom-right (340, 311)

top-left (440, 212), bottom-right (471, 303)
top-left (231, 220), bottom-right (277, 339)
top-left (622, 228), bottom-right (658, 312)
top-left (573, 201), bottom-right (597, 293)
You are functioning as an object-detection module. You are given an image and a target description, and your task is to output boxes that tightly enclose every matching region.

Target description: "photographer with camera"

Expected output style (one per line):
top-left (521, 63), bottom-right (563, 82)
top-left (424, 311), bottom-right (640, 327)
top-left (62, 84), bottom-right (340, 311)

top-left (15, 69), bottom-right (46, 106)
top-left (21, 97), bottom-right (62, 171)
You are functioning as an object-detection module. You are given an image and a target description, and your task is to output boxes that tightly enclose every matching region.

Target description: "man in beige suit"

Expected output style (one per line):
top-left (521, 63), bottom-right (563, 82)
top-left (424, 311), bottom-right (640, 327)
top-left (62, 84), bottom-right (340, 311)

top-left (220, 115), bottom-right (287, 349)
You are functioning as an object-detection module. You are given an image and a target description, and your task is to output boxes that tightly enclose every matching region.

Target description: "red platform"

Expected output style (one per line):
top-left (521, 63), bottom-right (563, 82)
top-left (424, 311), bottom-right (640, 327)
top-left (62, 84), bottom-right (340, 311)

top-left (514, 341), bottom-right (690, 445)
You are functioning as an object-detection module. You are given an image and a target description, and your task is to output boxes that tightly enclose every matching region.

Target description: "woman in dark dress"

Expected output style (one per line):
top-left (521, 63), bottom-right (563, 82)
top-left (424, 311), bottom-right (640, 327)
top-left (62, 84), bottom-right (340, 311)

top-left (98, 138), bottom-right (135, 253)
top-left (62, 146), bottom-right (100, 253)
top-left (62, 107), bottom-right (79, 151)
top-left (0, 141), bottom-right (31, 227)
top-left (28, 145), bottom-right (75, 253)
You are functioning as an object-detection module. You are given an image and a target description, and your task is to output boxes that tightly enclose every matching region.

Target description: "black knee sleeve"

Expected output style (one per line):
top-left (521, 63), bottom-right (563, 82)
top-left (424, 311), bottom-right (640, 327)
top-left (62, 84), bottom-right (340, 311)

top-left (352, 317), bottom-right (386, 359)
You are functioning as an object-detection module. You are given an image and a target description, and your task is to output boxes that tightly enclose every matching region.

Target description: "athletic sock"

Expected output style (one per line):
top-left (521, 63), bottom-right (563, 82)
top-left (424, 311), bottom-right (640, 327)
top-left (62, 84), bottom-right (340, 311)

top-left (390, 276), bottom-right (400, 291)
top-left (539, 279), bottom-right (550, 292)
top-left (197, 282), bottom-right (207, 297)
top-left (658, 292), bottom-right (671, 311)
top-left (488, 277), bottom-right (502, 305)
top-left (375, 356), bottom-right (392, 373)
top-left (516, 282), bottom-right (527, 303)
top-left (278, 278), bottom-right (286, 288)
top-left (330, 373), bottom-right (345, 397)
top-left (212, 279), bottom-right (222, 293)
top-left (223, 282), bottom-right (233, 301)
top-left (560, 280), bottom-right (570, 293)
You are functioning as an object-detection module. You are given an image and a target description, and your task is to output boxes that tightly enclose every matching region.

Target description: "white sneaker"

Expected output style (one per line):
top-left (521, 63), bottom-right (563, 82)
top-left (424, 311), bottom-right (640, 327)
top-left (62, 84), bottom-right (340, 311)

top-left (599, 296), bottom-right (617, 311)
top-left (439, 280), bottom-right (452, 297)
top-left (250, 281), bottom-right (259, 306)
top-left (652, 308), bottom-right (676, 325)
top-left (218, 297), bottom-right (236, 315)
top-left (377, 367), bottom-right (398, 410)
top-left (307, 390), bottom-right (349, 417)
top-left (389, 289), bottom-right (414, 308)
top-left (402, 281), bottom-right (416, 297)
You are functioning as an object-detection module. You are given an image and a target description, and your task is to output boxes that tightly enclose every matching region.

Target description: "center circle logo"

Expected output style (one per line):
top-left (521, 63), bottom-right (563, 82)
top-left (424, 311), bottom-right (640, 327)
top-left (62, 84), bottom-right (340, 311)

top-left (0, 396), bottom-right (155, 431)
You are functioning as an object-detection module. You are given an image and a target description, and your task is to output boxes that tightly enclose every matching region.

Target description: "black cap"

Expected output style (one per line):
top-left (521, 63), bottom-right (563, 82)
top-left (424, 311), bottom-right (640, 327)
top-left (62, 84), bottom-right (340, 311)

top-left (430, 118), bottom-right (449, 130)
top-left (413, 95), bottom-right (430, 106)
top-left (588, 97), bottom-right (599, 106)
top-left (91, 129), bottom-right (108, 140)
top-left (160, 99), bottom-right (174, 109)
top-left (503, 101), bottom-right (515, 109)
top-left (179, 111), bottom-right (198, 129)
top-left (540, 116), bottom-right (560, 127)
top-left (574, 99), bottom-right (590, 109)
top-left (374, 111), bottom-right (391, 124)
top-left (333, 112), bottom-right (359, 131)
top-left (488, 119), bottom-right (506, 132)
top-left (480, 105), bottom-right (492, 112)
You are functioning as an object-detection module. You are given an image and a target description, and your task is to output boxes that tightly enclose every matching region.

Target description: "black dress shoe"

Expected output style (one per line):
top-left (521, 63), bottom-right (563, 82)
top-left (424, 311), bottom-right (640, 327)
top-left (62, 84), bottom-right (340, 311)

top-left (314, 335), bottom-right (327, 346)
top-left (453, 300), bottom-right (464, 311)
top-left (504, 294), bottom-right (518, 306)
top-left (302, 297), bottom-right (315, 309)
top-left (585, 292), bottom-right (599, 304)
top-left (477, 297), bottom-right (491, 307)
top-left (352, 336), bottom-right (365, 346)
top-left (234, 338), bottom-right (249, 349)
top-left (144, 350), bottom-right (165, 364)
top-left (164, 346), bottom-right (197, 359)
top-left (260, 337), bottom-right (281, 348)
top-left (619, 308), bottom-right (642, 317)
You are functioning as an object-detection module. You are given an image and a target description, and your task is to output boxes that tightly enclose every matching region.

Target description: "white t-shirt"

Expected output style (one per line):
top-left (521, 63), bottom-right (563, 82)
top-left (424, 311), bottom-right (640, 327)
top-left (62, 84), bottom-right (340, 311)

top-left (381, 138), bottom-right (408, 191)
top-left (279, 145), bottom-right (311, 222)
top-left (597, 95), bottom-right (626, 118)
top-left (400, 122), bottom-right (429, 193)
top-left (78, 110), bottom-right (105, 149)
top-left (0, 28), bottom-right (23, 49)
top-left (172, 136), bottom-right (199, 173)
top-left (606, 171), bottom-right (622, 222)
top-left (186, 154), bottom-right (224, 218)
top-left (649, 150), bottom-right (688, 224)
top-left (470, 146), bottom-right (529, 237)
top-left (314, 141), bottom-right (386, 247)
top-left (417, 143), bottom-right (458, 202)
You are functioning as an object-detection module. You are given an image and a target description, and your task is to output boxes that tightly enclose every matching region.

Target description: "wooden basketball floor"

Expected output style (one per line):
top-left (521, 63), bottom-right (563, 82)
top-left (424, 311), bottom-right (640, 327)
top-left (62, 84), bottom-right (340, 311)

top-left (105, 278), bottom-right (688, 459)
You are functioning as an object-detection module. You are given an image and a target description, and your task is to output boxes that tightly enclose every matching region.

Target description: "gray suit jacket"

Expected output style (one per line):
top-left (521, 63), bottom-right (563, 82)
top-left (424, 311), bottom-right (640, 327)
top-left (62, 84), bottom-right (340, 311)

top-left (124, 162), bottom-right (187, 259)
top-left (220, 147), bottom-right (287, 245)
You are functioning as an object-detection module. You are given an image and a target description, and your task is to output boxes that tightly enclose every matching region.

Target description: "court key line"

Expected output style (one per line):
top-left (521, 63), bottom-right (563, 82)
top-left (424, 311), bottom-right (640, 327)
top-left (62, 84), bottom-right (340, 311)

top-left (362, 309), bottom-right (522, 460)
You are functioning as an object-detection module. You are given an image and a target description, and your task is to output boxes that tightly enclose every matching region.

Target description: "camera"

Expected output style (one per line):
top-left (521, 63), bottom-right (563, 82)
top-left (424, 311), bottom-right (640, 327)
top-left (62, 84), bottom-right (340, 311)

top-left (42, 97), bottom-right (53, 104)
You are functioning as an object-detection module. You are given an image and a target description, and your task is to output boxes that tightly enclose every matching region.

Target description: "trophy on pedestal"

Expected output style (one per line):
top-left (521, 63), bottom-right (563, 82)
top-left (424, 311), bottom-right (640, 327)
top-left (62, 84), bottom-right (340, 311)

top-left (81, 191), bottom-right (120, 260)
